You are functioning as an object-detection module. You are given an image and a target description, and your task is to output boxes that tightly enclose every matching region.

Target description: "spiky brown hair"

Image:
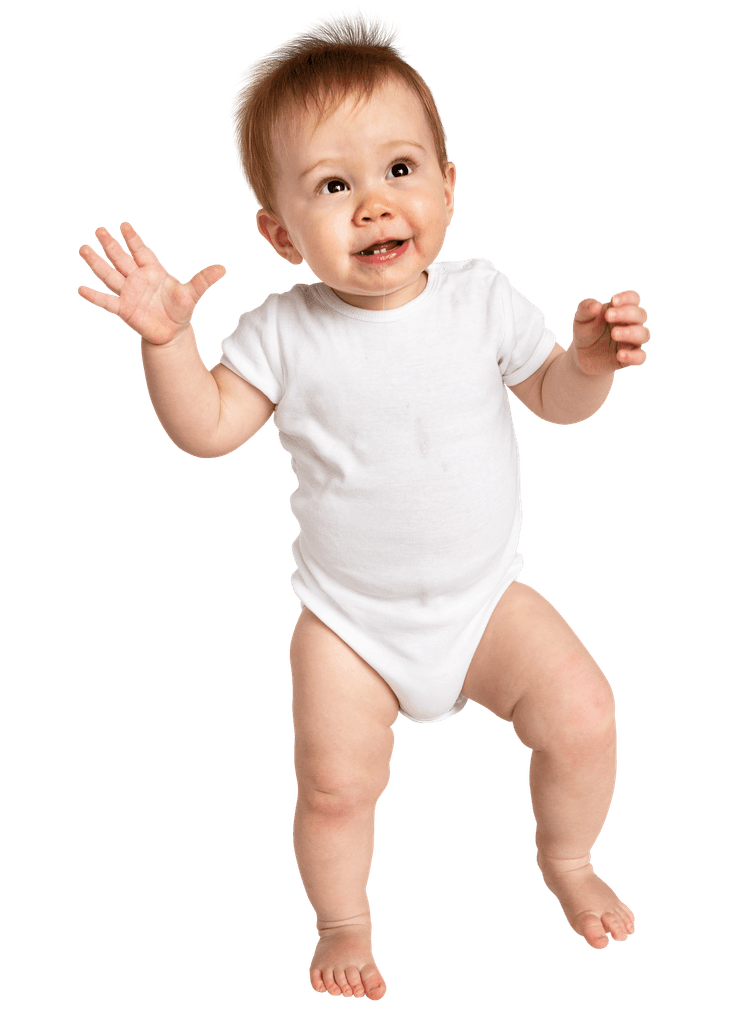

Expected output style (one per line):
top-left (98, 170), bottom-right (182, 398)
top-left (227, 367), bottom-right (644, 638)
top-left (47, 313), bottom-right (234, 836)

top-left (233, 15), bottom-right (448, 213)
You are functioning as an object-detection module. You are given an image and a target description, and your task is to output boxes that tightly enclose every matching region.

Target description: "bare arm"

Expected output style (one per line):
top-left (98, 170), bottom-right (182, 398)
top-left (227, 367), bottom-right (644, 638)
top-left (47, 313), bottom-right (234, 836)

top-left (537, 344), bottom-right (614, 424)
top-left (79, 222), bottom-right (274, 457)
top-left (509, 342), bottom-right (614, 424)
top-left (141, 328), bottom-right (275, 456)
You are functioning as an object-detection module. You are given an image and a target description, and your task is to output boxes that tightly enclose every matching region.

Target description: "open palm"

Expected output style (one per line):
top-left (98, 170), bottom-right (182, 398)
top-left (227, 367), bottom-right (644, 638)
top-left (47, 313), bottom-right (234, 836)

top-left (78, 222), bottom-right (225, 346)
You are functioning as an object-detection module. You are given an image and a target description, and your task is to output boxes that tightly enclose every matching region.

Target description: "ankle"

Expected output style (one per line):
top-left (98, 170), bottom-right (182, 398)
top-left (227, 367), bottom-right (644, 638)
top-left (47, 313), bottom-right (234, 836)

top-left (537, 850), bottom-right (592, 874)
top-left (535, 831), bottom-right (593, 872)
top-left (317, 911), bottom-right (372, 936)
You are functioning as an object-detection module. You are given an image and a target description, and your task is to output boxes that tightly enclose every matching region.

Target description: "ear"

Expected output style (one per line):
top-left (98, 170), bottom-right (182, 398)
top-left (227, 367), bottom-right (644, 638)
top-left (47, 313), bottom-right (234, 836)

top-left (443, 162), bottom-right (456, 224)
top-left (256, 210), bottom-right (303, 265)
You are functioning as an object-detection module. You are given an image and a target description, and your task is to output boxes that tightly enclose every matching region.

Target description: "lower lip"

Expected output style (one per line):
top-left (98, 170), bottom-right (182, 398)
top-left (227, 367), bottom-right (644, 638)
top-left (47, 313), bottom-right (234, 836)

top-left (353, 239), bottom-right (410, 265)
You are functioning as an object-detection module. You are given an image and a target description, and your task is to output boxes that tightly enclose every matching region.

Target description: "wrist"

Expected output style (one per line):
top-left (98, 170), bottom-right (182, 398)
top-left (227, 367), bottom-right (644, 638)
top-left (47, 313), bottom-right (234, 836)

top-left (569, 340), bottom-right (615, 380)
top-left (141, 323), bottom-right (194, 350)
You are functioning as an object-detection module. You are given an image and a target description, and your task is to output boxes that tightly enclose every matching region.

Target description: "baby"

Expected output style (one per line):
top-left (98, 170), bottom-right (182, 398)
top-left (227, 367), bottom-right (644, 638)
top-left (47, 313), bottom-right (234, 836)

top-left (79, 17), bottom-right (648, 1001)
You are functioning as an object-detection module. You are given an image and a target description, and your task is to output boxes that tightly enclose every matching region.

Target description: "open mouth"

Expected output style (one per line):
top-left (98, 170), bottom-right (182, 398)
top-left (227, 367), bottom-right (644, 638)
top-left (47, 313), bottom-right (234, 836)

top-left (356, 239), bottom-right (405, 256)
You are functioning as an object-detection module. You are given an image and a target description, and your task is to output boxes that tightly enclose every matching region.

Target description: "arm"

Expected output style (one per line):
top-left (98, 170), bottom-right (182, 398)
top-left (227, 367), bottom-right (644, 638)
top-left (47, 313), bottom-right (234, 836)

top-left (79, 223), bottom-right (274, 457)
top-left (538, 343), bottom-right (613, 424)
top-left (509, 292), bottom-right (650, 424)
top-left (141, 329), bottom-right (274, 456)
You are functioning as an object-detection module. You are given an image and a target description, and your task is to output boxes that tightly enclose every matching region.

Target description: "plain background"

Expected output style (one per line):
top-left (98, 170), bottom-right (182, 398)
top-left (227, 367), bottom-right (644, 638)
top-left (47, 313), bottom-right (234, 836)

top-left (2, 0), bottom-right (730, 1020)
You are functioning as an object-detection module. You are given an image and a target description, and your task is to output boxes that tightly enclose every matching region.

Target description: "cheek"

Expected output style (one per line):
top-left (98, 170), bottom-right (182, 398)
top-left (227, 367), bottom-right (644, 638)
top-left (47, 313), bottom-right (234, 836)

top-left (331, 217), bottom-right (351, 248)
top-left (406, 189), bottom-right (441, 224)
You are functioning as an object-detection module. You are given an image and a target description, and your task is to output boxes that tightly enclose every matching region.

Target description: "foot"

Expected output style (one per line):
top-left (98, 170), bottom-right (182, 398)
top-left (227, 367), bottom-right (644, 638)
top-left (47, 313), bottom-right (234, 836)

top-left (310, 919), bottom-right (386, 999)
top-left (537, 852), bottom-right (635, 949)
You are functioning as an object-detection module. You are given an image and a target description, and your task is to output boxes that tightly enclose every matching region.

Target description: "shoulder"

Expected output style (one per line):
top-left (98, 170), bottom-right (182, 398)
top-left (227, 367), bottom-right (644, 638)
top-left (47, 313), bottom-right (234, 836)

top-left (234, 281), bottom-right (326, 327)
top-left (429, 259), bottom-right (508, 311)
top-left (432, 258), bottom-right (501, 276)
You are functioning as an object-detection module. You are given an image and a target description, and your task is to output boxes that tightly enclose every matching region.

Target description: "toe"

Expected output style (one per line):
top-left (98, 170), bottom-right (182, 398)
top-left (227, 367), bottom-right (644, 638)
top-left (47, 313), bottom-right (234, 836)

top-left (310, 969), bottom-right (327, 994)
top-left (362, 965), bottom-right (386, 1000)
top-left (602, 911), bottom-right (628, 941)
top-left (345, 966), bottom-right (365, 997)
top-left (334, 968), bottom-right (352, 996)
top-left (575, 911), bottom-right (609, 949)
top-left (322, 968), bottom-right (340, 995)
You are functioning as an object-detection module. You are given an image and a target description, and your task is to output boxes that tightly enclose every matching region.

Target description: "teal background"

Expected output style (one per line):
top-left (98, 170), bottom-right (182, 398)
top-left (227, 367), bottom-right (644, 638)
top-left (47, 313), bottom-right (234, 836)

top-left (3, 1), bottom-right (728, 1020)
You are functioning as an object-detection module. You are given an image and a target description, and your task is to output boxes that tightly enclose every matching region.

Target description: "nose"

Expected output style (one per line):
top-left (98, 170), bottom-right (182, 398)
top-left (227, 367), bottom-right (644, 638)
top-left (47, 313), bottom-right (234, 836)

top-left (354, 185), bottom-right (394, 224)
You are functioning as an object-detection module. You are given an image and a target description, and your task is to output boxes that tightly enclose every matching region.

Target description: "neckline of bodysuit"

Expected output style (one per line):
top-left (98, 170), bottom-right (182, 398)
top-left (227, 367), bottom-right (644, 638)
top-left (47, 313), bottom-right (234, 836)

top-left (315, 264), bottom-right (442, 322)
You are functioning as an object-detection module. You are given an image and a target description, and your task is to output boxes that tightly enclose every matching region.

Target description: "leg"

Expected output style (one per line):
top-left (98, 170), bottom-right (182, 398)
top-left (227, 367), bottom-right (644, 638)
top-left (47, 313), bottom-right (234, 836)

top-left (461, 582), bottom-right (635, 949)
top-left (291, 606), bottom-right (399, 998)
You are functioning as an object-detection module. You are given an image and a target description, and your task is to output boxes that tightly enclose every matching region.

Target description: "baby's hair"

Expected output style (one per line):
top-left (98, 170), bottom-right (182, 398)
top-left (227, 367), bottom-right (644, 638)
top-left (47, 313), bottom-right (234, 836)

top-left (234, 14), bottom-right (448, 214)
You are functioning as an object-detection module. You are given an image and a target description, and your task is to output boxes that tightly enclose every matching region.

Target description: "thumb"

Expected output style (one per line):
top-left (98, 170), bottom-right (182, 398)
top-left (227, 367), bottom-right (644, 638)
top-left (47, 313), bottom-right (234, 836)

top-left (574, 298), bottom-right (605, 324)
top-left (187, 264), bottom-right (226, 303)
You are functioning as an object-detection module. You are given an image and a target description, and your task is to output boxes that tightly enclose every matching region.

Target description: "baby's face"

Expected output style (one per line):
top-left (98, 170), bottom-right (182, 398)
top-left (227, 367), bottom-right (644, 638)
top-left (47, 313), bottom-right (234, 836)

top-left (259, 77), bottom-right (456, 310)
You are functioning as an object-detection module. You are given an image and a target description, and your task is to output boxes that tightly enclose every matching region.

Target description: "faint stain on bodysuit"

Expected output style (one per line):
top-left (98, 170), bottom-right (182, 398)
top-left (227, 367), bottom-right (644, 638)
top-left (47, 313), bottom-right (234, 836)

top-left (414, 416), bottom-right (429, 456)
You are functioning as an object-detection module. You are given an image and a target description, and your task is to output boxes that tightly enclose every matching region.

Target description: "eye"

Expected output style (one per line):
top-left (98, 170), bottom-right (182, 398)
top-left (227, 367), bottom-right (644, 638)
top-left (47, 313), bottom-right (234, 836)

top-left (319, 179), bottom-right (349, 195)
top-left (386, 162), bottom-right (413, 179)
top-left (317, 156), bottom-right (415, 194)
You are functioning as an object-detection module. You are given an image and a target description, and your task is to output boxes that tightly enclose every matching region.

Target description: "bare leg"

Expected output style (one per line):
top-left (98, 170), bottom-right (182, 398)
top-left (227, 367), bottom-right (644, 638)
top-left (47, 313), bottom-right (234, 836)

top-left (293, 797), bottom-right (376, 930)
top-left (527, 718), bottom-right (633, 948)
top-left (291, 607), bottom-right (399, 997)
top-left (461, 582), bottom-right (635, 948)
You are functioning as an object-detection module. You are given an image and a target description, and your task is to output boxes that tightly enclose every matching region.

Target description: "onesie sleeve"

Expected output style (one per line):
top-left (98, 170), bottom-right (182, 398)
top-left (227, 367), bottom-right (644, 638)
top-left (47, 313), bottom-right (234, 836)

top-left (219, 292), bottom-right (285, 405)
top-left (496, 273), bottom-right (557, 386)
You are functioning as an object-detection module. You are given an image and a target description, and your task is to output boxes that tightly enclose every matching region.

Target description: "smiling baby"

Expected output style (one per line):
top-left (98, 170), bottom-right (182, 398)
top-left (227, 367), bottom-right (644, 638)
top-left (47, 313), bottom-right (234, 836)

top-left (79, 16), bottom-right (649, 1000)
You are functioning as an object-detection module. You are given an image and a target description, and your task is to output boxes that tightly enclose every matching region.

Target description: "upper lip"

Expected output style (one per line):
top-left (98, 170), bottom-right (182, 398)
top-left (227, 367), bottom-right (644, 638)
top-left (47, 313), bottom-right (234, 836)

top-left (354, 237), bottom-right (405, 254)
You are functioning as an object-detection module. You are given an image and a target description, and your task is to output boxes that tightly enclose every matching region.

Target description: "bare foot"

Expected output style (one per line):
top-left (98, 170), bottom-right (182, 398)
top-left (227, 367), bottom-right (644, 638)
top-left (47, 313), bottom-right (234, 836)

top-left (537, 853), bottom-right (635, 949)
top-left (310, 921), bottom-right (386, 999)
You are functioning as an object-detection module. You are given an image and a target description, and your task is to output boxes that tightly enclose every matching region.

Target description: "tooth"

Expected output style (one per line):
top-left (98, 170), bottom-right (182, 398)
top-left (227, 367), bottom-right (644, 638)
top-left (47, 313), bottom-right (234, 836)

top-left (358, 243), bottom-right (396, 255)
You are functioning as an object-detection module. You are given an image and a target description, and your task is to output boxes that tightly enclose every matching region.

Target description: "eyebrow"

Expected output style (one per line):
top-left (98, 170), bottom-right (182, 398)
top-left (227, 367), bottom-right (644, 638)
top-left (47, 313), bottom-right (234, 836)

top-left (299, 140), bottom-right (427, 180)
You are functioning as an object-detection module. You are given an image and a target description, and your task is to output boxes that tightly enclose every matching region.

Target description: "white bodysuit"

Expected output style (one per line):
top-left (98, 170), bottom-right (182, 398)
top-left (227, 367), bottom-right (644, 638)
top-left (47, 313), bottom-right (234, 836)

top-left (220, 259), bottom-right (556, 723)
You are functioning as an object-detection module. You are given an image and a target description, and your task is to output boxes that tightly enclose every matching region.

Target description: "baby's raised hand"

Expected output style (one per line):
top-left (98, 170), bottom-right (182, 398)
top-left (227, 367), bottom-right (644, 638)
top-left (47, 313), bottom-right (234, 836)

top-left (571, 291), bottom-right (650, 375)
top-left (78, 223), bottom-right (225, 346)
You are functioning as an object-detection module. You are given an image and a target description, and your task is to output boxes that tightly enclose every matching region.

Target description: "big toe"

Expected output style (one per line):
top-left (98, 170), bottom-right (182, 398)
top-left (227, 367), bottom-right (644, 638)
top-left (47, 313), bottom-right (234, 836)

top-left (575, 911), bottom-right (609, 949)
top-left (362, 966), bottom-right (386, 1000)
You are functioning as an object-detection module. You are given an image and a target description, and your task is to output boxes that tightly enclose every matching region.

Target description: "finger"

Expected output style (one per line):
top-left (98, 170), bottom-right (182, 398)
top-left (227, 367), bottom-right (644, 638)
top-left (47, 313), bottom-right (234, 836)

top-left (575, 298), bottom-right (605, 323)
top-left (186, 264), bottom-right (226, 302)
top-left (79, 243), bottom-right (126, 294)
top-left (610, 324), bottom-right (650, 345)
top-left (78, 284), bottom-right (121, 316)
top-left (94, 227), bottom-right (137, 276)
top-left (119, 221), bottom-right (158, 267)
top-left (616, 345), bottom-right (647, 366)
top-left (611, 290), bottom-right (640, 308)
top-left (606, 304), bottom-right (647, 324)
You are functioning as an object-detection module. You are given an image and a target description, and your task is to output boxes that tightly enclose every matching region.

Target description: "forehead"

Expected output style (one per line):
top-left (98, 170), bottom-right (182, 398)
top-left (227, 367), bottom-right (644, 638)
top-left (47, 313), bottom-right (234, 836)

top-left (275, 77), bottom-right (433, 158)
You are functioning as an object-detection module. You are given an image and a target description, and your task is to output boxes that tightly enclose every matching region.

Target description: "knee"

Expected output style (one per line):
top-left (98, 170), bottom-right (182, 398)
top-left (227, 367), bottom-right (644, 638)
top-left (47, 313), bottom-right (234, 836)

top-left (554, 676), bottom-right (616, 760)
top-left (514, 655), bottom-right (616, 756)
top-left (297, 763), bottom-right (390, 815)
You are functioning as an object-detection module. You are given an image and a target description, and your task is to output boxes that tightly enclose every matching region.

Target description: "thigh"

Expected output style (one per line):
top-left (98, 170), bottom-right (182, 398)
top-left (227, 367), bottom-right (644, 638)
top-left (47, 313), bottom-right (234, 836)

top-left (460, 582), bottom-right (614, 749)
top-left (290, 607), bottom-right (400, 800)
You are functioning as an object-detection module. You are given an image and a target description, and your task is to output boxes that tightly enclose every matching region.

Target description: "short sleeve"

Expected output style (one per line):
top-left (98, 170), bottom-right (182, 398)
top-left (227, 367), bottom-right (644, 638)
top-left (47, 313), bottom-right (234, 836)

top-left (220, 292), bottom-right (284, 405)
top-left (496, 274), bottom-right (557, 386)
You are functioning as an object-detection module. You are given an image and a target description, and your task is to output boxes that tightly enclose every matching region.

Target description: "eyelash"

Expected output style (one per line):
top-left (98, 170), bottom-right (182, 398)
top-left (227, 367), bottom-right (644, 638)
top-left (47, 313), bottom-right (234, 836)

top-left (317, 157), bottom-right (416, 195)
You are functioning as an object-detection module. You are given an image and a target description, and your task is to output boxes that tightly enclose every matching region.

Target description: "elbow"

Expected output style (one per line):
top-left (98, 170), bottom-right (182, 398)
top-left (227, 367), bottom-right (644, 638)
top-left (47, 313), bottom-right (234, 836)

top-left (546, 410), bottom-right (592, 426)
top-left (548, 409), bottom-right (601, 425)
top-left (184, 442), bottom-right (232, 459)
top-left (169, 434), bottom-right (228, 459)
